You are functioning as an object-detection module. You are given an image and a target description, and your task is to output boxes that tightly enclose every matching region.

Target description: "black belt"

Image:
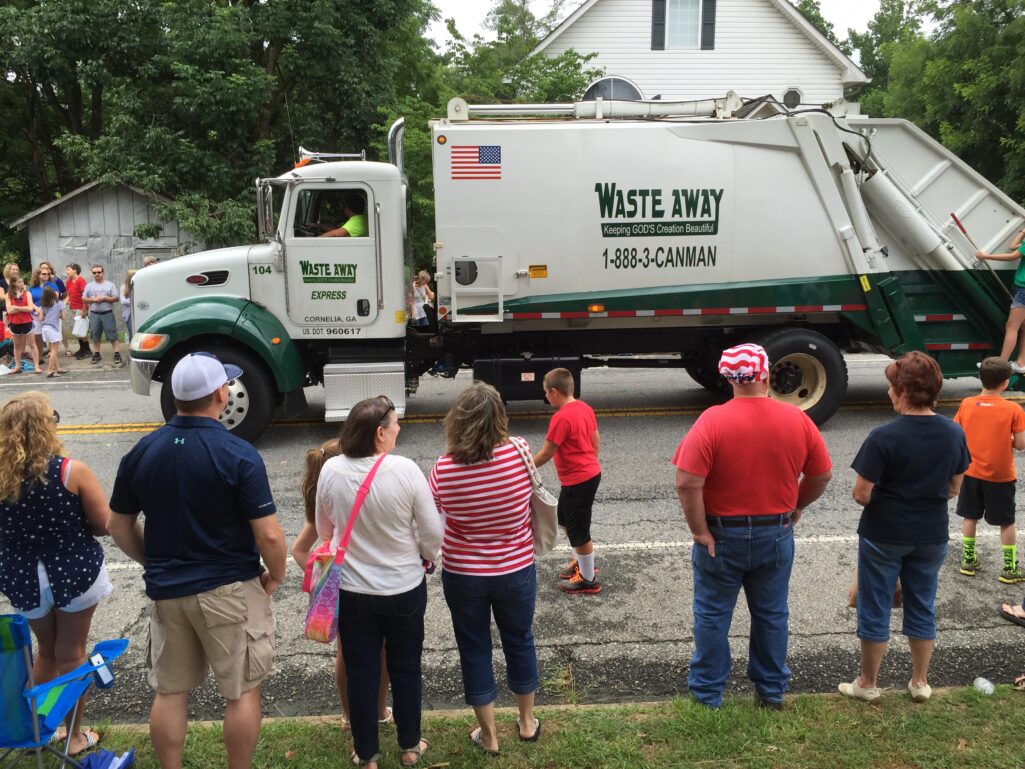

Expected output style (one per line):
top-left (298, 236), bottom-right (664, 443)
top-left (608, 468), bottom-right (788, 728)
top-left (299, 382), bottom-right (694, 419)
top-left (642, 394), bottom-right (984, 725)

top-left (706, 513), bottom-right (793, 528)
top-left (89, 310), bottom-right (112, 315)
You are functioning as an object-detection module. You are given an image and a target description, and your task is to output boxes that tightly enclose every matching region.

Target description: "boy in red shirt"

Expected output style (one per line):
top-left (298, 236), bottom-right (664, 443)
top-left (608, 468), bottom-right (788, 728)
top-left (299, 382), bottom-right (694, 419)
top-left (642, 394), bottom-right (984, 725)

top-left (64, 263), bottom-right (90, 359)
top-left (534, 368), bottom-right (602, 594)
top-left (954, 356), bottom-right (1025, 583)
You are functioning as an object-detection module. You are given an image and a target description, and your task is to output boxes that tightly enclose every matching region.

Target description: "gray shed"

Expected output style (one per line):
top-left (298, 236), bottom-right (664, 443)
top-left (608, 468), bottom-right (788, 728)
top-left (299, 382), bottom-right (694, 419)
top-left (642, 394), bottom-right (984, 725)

top-left (8, 181), bottom-right (203, 283)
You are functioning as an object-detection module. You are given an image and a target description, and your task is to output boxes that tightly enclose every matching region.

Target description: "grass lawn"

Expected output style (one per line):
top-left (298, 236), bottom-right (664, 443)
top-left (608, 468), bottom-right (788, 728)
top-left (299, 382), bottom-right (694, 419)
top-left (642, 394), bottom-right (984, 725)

top-left (96, 687), bottom-right (1025, 768)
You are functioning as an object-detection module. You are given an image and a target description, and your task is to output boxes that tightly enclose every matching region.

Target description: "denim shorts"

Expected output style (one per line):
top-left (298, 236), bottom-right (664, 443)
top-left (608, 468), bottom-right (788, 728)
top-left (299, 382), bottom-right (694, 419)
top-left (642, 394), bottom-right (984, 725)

top-left (1012, 287), bottom-right (1025, 309)
top-left (857, 536), bottom-right (947, 643)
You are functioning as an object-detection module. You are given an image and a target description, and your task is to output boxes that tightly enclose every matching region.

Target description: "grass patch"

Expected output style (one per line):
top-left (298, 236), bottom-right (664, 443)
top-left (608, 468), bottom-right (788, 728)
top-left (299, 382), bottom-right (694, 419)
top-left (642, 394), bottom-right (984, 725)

top-left (93, 687), bottom-right (1025, 768)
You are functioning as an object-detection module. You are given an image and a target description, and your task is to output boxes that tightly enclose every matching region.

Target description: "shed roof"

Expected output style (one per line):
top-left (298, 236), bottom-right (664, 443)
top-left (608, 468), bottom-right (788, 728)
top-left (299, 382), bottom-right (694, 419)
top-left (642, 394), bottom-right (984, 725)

top-left (8, 181), bottom-right (174, 231)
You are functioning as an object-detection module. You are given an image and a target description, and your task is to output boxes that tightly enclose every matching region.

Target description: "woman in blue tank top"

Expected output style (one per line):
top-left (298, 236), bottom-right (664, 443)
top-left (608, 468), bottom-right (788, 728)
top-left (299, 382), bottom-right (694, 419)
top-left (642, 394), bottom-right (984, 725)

top-left (0, 391), bottom-right (112, 755)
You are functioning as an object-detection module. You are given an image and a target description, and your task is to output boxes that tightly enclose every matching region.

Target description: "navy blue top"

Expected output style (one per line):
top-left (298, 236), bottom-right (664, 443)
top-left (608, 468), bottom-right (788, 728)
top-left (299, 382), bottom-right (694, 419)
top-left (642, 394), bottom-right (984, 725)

top-left (109, 415), bottom-right (277, 600)
top-left (852, 415), bottom-right (970, 545)
top-left (0, 457), bottom-right (104, 611)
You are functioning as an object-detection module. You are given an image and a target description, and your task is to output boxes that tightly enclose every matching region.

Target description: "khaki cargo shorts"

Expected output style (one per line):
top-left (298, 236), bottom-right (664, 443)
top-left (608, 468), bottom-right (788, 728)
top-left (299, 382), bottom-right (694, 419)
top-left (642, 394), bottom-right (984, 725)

top-left (147, 577), bottom-right (275, 700)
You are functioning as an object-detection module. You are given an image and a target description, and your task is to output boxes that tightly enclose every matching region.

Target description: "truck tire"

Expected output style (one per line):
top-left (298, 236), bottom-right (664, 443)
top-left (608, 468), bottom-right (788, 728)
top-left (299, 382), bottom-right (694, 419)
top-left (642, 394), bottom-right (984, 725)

top-left (758, 328), bottom-right (847, 425)
top-left (685, 360), bottom-right (729, 394)
top-left (159, 346), bottom-right (276, 443)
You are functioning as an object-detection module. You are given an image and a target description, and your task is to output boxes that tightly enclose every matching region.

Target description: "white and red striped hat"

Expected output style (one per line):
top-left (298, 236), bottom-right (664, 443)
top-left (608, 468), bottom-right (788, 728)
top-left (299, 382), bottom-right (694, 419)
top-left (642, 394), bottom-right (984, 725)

top-left (718, 343), bottom-right (770, 383)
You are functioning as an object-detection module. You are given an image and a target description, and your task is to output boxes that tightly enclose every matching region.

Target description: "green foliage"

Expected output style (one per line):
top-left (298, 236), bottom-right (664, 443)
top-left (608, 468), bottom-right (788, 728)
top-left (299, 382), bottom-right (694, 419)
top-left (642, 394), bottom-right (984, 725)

top-left (0, 0), bottom-right (598, 264)
top-left (845, 0), bottom-right (928, 116)
top-left (794, 0), bottom-right (851, 54)
top-left (880, 1), bottom-right (1025, 200)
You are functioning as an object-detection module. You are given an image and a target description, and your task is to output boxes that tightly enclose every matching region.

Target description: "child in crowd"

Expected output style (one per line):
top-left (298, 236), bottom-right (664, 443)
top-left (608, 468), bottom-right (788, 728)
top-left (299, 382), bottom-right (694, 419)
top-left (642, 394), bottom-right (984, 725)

top-left (954, 356), bottom-right (1025, 582)
top-left (39, 286), bottom-right (67, 378)
top-left (534, 368), bottom-right (603, 594)
top-left (292, 438), bottom-right (393, 729)
top-left (4, 275), bottom-right (40, 374)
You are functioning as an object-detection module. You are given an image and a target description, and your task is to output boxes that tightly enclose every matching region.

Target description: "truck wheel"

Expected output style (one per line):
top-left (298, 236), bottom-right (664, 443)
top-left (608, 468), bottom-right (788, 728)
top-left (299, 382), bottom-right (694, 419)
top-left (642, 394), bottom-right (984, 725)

top-left (685, 360), bottom-right (729, 394)
top-left (159, 346), bottom-right (276, 443)
top-left (759, 328), bottom-right (847, 425)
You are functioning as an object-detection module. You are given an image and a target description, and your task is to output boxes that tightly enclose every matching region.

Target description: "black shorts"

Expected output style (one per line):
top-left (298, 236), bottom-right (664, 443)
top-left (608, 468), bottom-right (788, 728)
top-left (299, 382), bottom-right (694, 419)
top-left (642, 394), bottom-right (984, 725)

top-left (557, 472), bottom-right (601, 548)
top-left (956, 475), bottom-right (1016, 526)
top-left (9, 322), bottom-right (32, 336)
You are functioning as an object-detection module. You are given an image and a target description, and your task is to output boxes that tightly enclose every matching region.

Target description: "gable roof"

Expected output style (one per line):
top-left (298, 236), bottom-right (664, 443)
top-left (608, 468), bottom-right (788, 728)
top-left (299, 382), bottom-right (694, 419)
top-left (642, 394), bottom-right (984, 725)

top-left (8, 181), bottom-right (174, 230)
top-left (533, 0), bottom-right (867, 87)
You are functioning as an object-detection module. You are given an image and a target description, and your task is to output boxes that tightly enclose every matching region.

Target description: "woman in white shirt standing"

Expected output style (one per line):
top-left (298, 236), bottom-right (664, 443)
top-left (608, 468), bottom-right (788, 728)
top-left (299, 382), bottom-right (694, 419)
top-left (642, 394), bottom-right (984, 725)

top-left (316, 395), bottom-right (442, 769)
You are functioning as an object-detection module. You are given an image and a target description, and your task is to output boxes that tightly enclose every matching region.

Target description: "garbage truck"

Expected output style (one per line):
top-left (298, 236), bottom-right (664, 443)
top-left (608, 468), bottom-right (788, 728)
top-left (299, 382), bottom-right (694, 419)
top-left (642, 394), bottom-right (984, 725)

top-left (127, 93), bottom-right (1025, 441)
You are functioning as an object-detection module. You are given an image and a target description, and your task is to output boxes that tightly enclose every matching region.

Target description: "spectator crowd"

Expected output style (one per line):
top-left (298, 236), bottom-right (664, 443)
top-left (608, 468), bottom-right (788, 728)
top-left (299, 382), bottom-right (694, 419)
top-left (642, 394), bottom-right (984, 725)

top-left (0, 259), bottom-right (152, 376)
top-left (2, 344), bottom-right (1025, 769)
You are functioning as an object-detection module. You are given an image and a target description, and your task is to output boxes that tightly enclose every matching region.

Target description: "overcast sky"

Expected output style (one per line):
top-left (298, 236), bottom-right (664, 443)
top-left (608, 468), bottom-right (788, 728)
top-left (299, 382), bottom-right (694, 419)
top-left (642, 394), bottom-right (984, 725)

top-left (428, 0), bottom-right (881, 48)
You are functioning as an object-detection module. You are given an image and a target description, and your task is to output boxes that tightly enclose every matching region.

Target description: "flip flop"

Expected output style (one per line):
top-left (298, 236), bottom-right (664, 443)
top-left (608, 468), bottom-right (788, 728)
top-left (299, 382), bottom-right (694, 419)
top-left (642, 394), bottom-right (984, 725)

top-left (517, 717), bottom-right (541, 742)
top-left (470, 726), bottom-right (499, 755)
top-left (1014, 674), bottom-right (1025, 691)
top-left (69, 729), bottom-right (100, 756)
top-left (998, 604), bottom-right (1025, 628)
top-left (378, 706), bottom-right (394, 725)
top-left (64, 350), bottom-right (73, 357)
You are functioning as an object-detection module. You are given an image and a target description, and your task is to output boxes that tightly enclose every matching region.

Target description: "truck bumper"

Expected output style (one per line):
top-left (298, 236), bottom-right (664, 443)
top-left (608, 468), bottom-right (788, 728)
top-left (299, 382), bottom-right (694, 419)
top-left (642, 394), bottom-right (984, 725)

top-left (129, 357), bottom-right (158, 396)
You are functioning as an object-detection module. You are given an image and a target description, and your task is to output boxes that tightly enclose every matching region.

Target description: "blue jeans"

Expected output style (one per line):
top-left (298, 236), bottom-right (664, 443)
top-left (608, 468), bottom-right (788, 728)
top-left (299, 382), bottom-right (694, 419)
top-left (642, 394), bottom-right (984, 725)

top-left (441, 564), bottom-right (539, 705)
top-left (339, 579), bottom-right (427, 761)
top-left (857, 537), bottom-right (947, 642)
top-left (689, 519), bottom-right (795, 707)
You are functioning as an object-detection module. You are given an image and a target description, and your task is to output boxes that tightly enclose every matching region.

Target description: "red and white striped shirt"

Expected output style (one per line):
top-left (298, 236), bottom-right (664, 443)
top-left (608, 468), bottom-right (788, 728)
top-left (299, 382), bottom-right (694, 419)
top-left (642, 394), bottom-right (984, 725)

top-left (429, 438), bottom-right (534, 576)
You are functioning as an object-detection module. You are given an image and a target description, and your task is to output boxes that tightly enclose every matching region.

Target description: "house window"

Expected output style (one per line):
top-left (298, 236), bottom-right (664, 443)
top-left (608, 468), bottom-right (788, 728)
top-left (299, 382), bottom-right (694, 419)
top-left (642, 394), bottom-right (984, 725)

top-left (583, 77), bottom-right (644, 102)
top-left (666, 0), bottom-right (701, 49)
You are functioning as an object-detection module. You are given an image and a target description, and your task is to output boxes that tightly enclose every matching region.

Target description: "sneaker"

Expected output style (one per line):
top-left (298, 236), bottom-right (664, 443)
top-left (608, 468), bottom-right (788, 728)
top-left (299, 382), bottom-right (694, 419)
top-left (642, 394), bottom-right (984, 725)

top-left (999, 564), bottom-right (1025, 584)
top-left (113, 353), bottom-right (123, 367)
top-left (1013, 362), bottom-right (1025, 374)
top-left (91, 353), bottom-right (101, 365)
top-left (558, 572), bottom-right (601, 594)
top-left (74, 349), bottom-right (90, 360)
top-left (558, 561), bottom-right (599, 580)
top-left (960, 557), bottom-right (981, 576)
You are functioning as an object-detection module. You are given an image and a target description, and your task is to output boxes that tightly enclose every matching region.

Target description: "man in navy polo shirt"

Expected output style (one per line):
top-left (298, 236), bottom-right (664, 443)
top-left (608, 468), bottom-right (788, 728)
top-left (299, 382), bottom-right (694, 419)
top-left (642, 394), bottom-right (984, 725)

top-left (109, 351), bottom-right (286, 769)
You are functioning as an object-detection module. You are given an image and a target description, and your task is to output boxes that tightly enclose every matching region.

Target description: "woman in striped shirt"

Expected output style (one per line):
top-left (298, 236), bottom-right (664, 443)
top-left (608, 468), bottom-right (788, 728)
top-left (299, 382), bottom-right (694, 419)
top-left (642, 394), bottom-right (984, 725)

top-left (429, 383), bottom-right (541, 754)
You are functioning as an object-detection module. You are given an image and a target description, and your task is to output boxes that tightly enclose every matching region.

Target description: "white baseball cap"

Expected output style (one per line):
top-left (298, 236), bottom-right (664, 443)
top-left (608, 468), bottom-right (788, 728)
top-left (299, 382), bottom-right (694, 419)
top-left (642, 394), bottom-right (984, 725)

top-left (171, 352), bottom-right (243, 400)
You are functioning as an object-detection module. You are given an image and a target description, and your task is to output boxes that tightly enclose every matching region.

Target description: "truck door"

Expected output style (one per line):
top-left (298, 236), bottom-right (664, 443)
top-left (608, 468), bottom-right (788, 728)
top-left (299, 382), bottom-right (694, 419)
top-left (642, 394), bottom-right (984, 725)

top-left (283, 184), bottom-right (379, 328)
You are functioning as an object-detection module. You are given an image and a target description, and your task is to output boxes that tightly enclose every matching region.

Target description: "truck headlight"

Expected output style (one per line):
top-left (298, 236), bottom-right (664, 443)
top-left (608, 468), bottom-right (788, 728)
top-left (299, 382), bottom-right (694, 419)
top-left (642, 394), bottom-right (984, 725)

top-left (130, 333), bottom-right (170, 354)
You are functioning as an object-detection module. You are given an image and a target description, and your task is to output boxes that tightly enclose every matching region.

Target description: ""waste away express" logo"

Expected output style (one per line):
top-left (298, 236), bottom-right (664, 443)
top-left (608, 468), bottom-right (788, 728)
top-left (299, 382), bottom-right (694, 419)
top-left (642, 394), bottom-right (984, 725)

top-left (300, 261), bottom-right (357, 284)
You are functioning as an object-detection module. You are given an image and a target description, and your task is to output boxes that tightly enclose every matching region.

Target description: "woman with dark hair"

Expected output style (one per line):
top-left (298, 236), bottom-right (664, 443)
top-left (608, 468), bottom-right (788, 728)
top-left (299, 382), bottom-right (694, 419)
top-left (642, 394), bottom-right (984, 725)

top-left (429, 383), bottom-right (541, 755)
top-left (0, 391), bottom-right (112, 754)
top-left (315, 396), bottom-right (441, 769)
top-left (839, 351), bottom-right (969, 703)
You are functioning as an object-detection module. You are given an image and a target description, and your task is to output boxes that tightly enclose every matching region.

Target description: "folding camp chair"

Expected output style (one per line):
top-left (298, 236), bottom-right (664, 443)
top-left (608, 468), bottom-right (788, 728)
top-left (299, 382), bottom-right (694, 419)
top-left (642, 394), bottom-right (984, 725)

top-left (0, 614), bottom-right (128, 769)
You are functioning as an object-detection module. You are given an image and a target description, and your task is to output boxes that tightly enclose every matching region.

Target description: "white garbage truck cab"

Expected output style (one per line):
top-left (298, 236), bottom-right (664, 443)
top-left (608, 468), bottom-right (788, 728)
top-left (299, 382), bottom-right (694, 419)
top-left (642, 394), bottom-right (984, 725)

top-left (128, 94), bottom-right (1025, 442)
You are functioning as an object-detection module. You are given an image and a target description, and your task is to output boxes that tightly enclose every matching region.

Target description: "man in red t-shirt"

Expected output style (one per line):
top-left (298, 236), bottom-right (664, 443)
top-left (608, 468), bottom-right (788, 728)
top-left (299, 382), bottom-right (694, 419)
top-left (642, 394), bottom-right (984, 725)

top-left (673, 343), bottom-right (832, 709)
top-left (65, 263), bottom-right (90, 359)
top-left (534, 368), bottom-right (602, 594)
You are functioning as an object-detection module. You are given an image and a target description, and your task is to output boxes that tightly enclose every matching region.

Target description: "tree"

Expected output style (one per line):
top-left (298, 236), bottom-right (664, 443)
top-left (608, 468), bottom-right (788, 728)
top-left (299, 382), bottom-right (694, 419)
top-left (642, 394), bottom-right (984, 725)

top-left (793, 0), bottom-right (850, 54)
top-left (882, 1), bottom-right (1025, 199)
top-left (845, 0), bottom-right (928, 115)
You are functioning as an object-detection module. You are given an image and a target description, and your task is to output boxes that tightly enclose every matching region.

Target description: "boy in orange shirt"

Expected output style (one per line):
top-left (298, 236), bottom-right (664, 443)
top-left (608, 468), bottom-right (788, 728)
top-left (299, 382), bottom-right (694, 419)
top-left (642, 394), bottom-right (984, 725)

top-left (534, 368), bottom-right (602, 594)
top-left (954, 357), bottom-right (1025, 582)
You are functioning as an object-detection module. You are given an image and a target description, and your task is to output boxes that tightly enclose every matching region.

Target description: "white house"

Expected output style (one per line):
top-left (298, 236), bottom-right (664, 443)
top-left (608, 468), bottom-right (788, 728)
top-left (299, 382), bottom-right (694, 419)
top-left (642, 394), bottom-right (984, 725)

top-left (534, 0), bottom-right (867, 107)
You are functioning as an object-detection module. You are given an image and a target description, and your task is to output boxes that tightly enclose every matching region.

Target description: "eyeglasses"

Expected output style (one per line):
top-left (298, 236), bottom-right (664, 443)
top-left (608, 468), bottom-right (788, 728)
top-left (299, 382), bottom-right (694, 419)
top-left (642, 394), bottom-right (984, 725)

top-left (38, 271), bottom-right (50, 275)
top-left (91, 270), bottom-right (103, 275)
top-left (52, 410), bottom-right (60, 424)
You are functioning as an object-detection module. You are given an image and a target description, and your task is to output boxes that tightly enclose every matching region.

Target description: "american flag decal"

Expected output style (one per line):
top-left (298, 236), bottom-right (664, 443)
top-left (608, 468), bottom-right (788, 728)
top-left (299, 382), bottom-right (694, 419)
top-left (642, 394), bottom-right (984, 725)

top-left (451, 145), bottom-right (502, 180)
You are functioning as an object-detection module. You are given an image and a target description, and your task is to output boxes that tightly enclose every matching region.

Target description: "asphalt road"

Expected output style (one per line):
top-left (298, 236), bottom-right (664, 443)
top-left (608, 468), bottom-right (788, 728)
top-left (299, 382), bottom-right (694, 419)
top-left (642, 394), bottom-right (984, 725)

top-left (3, 354), bottom-right (1024, 722)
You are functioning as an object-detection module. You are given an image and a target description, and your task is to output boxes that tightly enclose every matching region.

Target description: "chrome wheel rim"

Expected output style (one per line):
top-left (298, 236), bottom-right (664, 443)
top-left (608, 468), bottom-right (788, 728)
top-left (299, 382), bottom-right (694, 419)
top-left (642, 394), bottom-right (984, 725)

top-left (219, 377), bottom-right (250, 430)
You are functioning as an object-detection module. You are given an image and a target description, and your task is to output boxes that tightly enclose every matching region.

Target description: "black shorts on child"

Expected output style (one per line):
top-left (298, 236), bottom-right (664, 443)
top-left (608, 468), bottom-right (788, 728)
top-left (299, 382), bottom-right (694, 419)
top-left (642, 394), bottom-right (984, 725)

top-left (557, 472), bottom-right (601, 548)
top-left (955, 475), bottom-right (1016, 527)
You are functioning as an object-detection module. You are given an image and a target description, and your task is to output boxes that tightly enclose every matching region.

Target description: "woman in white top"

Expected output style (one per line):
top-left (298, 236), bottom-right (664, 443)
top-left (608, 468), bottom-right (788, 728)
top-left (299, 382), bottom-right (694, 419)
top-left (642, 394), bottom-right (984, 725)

top-left (316, 395), bottom-right (442, 769)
